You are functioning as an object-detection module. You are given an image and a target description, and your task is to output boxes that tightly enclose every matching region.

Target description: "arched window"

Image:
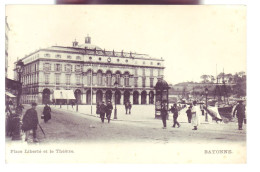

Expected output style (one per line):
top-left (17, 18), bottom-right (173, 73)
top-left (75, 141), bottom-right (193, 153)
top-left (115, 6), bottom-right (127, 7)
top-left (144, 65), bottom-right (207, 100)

top-left (106, 71), bottom-right (112, 86)
top-left (87, 70), bottom-right (92, 86)
top-left (124, 72), bottom-right (130, 87)
top-left (116, 71), bottom-right (121, 85)
top-left (97, 70), bottom-right (102, 86)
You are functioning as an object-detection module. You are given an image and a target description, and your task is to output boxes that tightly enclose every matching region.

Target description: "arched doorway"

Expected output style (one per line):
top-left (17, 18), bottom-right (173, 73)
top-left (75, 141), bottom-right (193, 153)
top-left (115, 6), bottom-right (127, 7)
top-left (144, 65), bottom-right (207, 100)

top-left (133, 91), bottom-right (139, 104)
top-left (105, 90), bottom-right (112, 104)
top-left (141, 91), bottom-right (147, 104)
top-left (74, 89), bottom-right (82, 104)
top-left (86, 90), bottom-right (91, 104)
top-left (115, 90), bottom-right (121, 104)
top-left (42, 88), bottom-right (51, 104)
top-left (96, 90), bottom-right (103, 104)
top-left (149, 91), bottom-right (154, 104)
top-left (124, 90), bottom-right (130, 104)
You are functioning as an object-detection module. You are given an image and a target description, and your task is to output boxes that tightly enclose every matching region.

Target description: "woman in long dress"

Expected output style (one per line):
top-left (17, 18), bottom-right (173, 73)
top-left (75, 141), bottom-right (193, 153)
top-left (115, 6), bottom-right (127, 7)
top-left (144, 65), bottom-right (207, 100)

top-left (191, 101), bottom-right (201, 130)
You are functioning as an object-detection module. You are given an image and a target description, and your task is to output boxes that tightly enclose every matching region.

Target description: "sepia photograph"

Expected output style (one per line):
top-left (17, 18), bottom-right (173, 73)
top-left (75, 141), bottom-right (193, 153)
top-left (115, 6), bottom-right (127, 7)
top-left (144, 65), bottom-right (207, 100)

top-left (4, 5), bottom-right (246, 163)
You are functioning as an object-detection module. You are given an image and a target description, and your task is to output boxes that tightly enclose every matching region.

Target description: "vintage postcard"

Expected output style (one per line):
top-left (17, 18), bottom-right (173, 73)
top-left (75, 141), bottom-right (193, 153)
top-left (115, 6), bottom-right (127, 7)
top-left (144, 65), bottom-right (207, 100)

top-left (5, 5), bottom-right (246, 163)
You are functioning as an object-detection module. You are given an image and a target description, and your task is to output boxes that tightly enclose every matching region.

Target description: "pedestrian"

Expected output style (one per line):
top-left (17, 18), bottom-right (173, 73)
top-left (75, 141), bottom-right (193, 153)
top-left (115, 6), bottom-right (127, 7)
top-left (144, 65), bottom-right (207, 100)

top-left (233, 100), bottom-right (246, 130)
top-left (106, 100), bottom-right (113, 123)
top-left (128, 101), bottom-right (132, 114)
top-left (186, 105), bottom-right (192, 123)
top-left (125, 101), bottom-right (129, 114)
top-left (191, 101), bottom-right (201, 130)
top-left (99, 101), bottom-right (106, 123)
top-left (161, 101), bottom-right (168, 129)
top-left (21, 102), bottom-right (39, 142)
top-left (71, 101), bottom-right (75, 109)
top-left (171, 103), bottom-right (180, 128)
top-left (43, 104), bottom-right (51, 123)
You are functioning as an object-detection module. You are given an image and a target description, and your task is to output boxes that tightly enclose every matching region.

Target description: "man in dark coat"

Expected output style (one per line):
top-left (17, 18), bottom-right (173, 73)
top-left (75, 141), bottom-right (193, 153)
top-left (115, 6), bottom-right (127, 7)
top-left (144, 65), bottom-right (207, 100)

top-left (171, 103), bottom-right (180, 128)
top-left (161, 101), bottom-right (168, 129)
top-left (99, 101), bottom-right (106, 123)
top-left (106, 100), bottom-right (113, 123)
top-left (43, 104), bottom-right (51, 123)
top-left (186, 105), bottom-right (192, 123)
top-left (128, 101), bottom-right (132, 114)
top-left (233, 100), bottom-right (246, 130)
top-left (22, 103), bottom-right (39, 142)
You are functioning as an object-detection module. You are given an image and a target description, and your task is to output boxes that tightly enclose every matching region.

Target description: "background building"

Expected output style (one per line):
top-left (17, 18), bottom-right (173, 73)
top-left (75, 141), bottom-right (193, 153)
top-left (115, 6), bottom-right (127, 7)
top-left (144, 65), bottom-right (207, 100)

top-left (14, 36), bottom-right (165, 105)
top-left (5, 16), bottom-right (10, 78)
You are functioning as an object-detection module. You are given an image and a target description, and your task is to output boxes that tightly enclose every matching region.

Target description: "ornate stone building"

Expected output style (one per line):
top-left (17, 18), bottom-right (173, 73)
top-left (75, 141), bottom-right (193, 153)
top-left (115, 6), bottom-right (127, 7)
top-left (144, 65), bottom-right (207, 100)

top-left (14, 36), bottom-right (165, 105)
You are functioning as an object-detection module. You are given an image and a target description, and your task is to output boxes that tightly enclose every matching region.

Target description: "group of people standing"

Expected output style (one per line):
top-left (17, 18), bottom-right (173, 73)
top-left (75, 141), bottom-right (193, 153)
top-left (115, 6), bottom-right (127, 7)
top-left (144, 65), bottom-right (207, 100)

top-left (161, 101), bottom-right (201, 130)
top-left (96, 100), bottom-right (113, 123)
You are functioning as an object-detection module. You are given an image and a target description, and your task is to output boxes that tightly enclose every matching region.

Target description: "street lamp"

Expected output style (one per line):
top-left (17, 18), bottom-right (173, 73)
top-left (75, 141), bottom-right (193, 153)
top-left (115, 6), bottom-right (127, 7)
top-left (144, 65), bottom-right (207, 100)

top-left (205, 88), bottom-right (209, 122)
top-left (12, 60), bottom-right (24, 140)
top-left (114, 81), bottom-right (119, 119)
top-left (16, 60), bottom-right (24, 107)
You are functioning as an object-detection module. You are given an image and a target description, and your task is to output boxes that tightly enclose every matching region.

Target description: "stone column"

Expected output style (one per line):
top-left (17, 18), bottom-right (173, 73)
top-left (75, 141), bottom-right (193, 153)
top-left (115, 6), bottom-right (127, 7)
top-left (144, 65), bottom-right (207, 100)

top-left (138, 93), bottom-right (141, 105)
top-left (82, 92), bottom-right (86, 104)
top-left (130, 92), bottom-right (133, 104)
top-left (146, 93), bottom-right (149, 104)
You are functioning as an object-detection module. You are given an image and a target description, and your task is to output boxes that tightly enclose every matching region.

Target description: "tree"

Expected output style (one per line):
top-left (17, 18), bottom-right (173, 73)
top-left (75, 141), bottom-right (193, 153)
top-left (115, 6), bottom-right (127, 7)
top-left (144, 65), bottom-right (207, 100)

top-left (200, 75), bottom-right (209, 83)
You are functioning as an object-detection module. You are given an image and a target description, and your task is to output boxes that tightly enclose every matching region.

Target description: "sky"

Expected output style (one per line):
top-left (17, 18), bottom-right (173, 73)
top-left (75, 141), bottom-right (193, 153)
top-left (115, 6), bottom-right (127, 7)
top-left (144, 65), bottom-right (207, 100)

top-left (6, 5), bottom-right (246, 84)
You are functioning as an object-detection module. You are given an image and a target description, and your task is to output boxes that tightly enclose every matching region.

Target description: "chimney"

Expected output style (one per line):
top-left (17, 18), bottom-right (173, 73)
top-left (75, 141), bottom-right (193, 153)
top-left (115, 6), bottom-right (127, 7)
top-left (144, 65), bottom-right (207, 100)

top-left (85, 34), bottom-right (91, 44)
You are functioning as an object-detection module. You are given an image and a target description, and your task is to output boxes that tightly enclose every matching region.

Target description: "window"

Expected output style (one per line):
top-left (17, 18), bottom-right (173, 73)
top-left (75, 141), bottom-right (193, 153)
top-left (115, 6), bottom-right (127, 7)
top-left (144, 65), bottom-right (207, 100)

top-left (44, 53), bottom-right (50, 57)
top-left (150, 68), bottom-right (153, 77)
top-left (55, 64), bottom-right (61, 72)
top-left (44, 63), bottom-right (51, 71)
top-left (67, 55), bottom-right (72, 59)
top-left (134, 77), bottom-right (138, 87)
top-left (55, 74), bottom-right (60, 85)
top-left (65, 64), bottom-right (72, 72)
top-left (76, 56), bottom-right (81, 60)
top-left (66, 75), bottom-right (71, 85)
top-left (76, 75), bottom-right (81, 85)
top-left (106, 72), bottom-right (112, 86)
top-left (142, 68), bottom-right (145, 76)
top-left (150, 78), bottom-right (154, 88)
top-left (87, 72), bottom-right (91, 85)
top-left (142, 77), bottom-right (146, 88)
top-left (97, 71), bottom-right (102, 86)
top-left (56, 54), bottom-right (61, 58)
top-left (116, 73), bottom-right (120, 85)
top-left (124, 75), bottom-right (129, 87)
top-left (135, 68), bottom-right (138, 76)
top-left (158, 69), bottom-right (161, 76)
top-left (75, 65), bottom-right (82, 72)
top-left (143, 61), bottom-right (145, 65)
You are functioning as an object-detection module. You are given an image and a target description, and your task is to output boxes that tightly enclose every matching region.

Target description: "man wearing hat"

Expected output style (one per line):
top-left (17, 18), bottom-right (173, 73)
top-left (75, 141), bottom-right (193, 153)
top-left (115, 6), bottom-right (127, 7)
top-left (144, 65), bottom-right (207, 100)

top-left (22, 103), bottom-right (39, 142)
top-left (106, 100), bottom-right (113, 123)
top-left (233, 100), bottom-right (246, 130)
top-left (99, 101), bottom-right (106, 123)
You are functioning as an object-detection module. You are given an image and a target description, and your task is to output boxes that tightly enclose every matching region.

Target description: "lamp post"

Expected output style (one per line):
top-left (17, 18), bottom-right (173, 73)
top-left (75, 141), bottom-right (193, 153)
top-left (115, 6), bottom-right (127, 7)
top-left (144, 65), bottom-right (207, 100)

top-left (114, 81), bottom-right (118, 119)
top-left (16, 60), bottom-right (24, 107)
top-left (12, 60), bottom-right (24, 140)
top-left (205, 88), bottom-right (208, 122)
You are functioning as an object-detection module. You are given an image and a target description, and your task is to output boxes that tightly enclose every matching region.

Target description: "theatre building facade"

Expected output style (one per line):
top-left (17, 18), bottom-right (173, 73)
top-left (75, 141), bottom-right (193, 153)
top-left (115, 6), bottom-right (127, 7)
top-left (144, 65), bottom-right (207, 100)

top-left (14, 36), bottom-right (165, 105)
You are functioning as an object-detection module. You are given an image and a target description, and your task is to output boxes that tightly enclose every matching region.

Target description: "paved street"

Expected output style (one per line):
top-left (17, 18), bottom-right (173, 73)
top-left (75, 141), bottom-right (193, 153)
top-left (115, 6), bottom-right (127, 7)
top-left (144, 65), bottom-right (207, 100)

top-left (6, 104), bottom-right (246, 163)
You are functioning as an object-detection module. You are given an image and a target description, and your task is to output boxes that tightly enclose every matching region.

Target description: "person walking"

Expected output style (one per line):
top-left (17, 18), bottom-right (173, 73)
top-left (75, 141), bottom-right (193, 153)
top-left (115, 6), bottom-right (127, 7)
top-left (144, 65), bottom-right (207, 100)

top-left (191, 101), bottom-right (201, 130)
top-left (99, 101), bottom-right (106, 123)
top-left (186, 105), bottom-right (192, 123)
top-left (128, 101), bottom-right (132, 115)
top-left (22, 103), bottom-right (39, 142)
top-left (106, 100), bottom-right (113, 123)
top-left (43, 104), bottom-right (51, 123)
top-left (171, 103), bottom-right (180, 128)
top-left (161, 101), bottom-right (168, 129)
top-left (233, 100), bottom-right (246, 130)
